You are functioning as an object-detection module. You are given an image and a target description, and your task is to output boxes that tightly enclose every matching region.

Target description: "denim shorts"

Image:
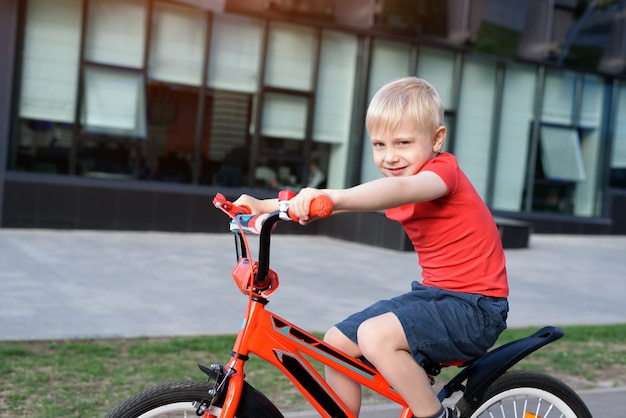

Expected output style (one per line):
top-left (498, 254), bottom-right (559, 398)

top-left (335, 281), bottom-right (509, 366)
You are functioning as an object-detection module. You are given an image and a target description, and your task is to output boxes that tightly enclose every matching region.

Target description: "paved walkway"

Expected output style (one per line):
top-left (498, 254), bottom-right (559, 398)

top-left (1, 229), bottom-right (625, 416)
top-left (1, 229), bottom-right (624, 340)
top-left (285, 387), bottom-right (625, 418)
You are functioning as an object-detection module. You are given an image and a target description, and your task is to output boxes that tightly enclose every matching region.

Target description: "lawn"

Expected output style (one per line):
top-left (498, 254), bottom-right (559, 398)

top-left (1, 324), bottom-right (624, 417)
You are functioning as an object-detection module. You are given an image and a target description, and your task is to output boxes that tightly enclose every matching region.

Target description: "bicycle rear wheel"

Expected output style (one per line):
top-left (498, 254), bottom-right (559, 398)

top-left (105, 381), bottom-right (283, 418)
top-left (456, 370), bottom-right (592, 418)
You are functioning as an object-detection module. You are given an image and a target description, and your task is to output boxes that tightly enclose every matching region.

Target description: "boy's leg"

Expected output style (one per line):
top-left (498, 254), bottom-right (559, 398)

top-left (323, 326), bottom-right (363, 415)
top-left (357, 312), bottom-right (443, 418)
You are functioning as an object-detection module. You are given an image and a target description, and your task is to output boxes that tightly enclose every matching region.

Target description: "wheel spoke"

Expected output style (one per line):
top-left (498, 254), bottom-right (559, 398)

top-left (459, 371), bottom-right (591, 418)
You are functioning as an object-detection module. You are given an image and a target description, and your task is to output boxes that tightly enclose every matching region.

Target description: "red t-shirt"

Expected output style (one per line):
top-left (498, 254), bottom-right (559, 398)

top-left (385, 153), bottom-right (509, 298)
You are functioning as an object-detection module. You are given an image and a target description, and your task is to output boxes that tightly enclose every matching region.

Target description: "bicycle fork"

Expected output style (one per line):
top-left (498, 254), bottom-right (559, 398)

top-left (193, 362), bottom-right (244, 418)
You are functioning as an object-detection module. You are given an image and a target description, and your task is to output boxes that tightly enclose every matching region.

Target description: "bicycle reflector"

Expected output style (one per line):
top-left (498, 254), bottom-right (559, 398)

top-left (231, 258), bottom-right (279, 297)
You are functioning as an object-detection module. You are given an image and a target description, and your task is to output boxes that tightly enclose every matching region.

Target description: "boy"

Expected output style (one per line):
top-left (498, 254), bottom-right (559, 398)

top-left (234, 77), bottom-right (509, 418)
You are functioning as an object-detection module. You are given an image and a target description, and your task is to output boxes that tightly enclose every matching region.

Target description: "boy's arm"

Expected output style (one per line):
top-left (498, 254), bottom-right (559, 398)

top-left (291, 171), bottom-right (447, 223)
top-left (333, 171), bottom-right (447, 211)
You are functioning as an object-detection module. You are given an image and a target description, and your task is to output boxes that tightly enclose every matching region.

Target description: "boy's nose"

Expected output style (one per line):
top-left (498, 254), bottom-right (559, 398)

top-left (385, 150), bottom-right (399, 163)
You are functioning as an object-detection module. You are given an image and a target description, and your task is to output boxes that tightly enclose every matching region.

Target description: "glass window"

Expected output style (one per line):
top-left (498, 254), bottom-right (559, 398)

top-left (19, 0), bottom-right (82, 123)
top-left (532, 73), bottom-right (605, 217)
top-left (264, 21), bottom-right (316, 91)
top-left (77, 138), bottom-right (136, 180)
top-left (532, 125), bottom-right (588, 215)
top-left (610, 82), bottom-right (626, 188)
top-left (207, 90), bottom-right (252, 187)
top-left (313, 30), bottom-right (357, 144)
top-left (612, 82), bottom-right (626, 170)
top-left (140, 82), bottom-right (200, 184)
top-left (84, 0), bottom-right (147, 68)
top-left (314, 29), bottom-right (358, 190)
top-left (417, 47), bottom-right (456, 109)
top-left (261, 92), bottom-right (308, 140)
top-left (14, 121), bottom-right (73, 174)
top-left (207, 13), bottom-right (263, 93)
top-left (376, 1), bottom-right (447, 38)
top-left (579, 74), bottom-right (603, 128)
top-left (542, 69), bottom-right (576, 125)
top-left (492, 63), bottom-right (537, 212)
top-left (473, 0), bottom-right (530, 58)
top-left (539, 126), bottom-right (586, 182)
top-left (558, 3), bottom-right (615, 71)
top-left (454, 58), bottom-right (498, 198)
top-left (573, 75), bottom-right (604, 216)
top-left (367, 39), bottom-right (412, 100)
top-left (149, 1), bottom-right (207, 86)
top-left (81, 66), bottom-right (147, 138)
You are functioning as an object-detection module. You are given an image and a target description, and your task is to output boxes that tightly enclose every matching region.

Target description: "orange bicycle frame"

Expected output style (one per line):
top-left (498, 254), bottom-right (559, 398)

top-left (207, 197), bottom-right (413, 418)
top-left (209, 294), bottom-right (412, 418)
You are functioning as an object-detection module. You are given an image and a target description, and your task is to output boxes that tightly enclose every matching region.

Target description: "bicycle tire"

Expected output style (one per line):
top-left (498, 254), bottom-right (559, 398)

top-left (105, 381), bottom-right (284, 418)
top-left (456, 370), bottom-right (592, 418)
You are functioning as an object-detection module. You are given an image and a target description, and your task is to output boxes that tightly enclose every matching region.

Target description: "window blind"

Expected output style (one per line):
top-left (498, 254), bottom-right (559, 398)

top-left (19, 0), bottom-right (82, 122)
top-left (84, 0), bottom-right (147, 68)
top-left (82, 66), bottom-right (146, 137)
top-left (492, 64), bottom-right (537, 211)
top-left (454, 59), bottom-right (498, 198)
top-left (611, 83), bottom-right (626, 168)
top-left (579, 74), bottom-right (603, 128)
top-left (313, 30), bottom-right (358, 144)
top-left (417, 47), bottom-right (456, 108)
top-left (149, 1), bottom-right (207, 86)
top-left (261, 93), bottom-right (307, 139)
top-left (207, 13), bottom-right (263, 93)
top-left (264, 21), bottom-right (316, 91)
top-left (542, 69), bottom-right (576, 125)
top-left (539, 126), bottom-right (586, 182)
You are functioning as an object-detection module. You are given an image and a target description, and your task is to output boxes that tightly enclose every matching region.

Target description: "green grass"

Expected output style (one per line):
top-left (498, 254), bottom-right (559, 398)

top-left (1, 324), bottom-right (625, 417)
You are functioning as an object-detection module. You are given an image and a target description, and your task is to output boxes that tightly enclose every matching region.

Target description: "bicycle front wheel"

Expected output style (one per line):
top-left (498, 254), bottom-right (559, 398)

top-left (105, 381), bottom-right (283, 418)
top-left (456, 370), bottom-right (592, 418)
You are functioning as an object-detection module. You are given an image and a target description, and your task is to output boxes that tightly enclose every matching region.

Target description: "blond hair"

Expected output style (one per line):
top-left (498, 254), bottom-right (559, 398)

top-left (366, 77), bottom-right (445, 138)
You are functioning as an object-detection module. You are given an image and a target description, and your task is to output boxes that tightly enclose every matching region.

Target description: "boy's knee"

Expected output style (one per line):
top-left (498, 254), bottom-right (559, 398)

top-left (357, 321), bottom-right (383, 359)
top-left (357, 315), bottom-right (406, 361)
top-left (324, 327), bottom-right (354, 350)
top-left (324, 326), bottom-right (363, 358)
top-left (324, 326), bottom-right (342, 345)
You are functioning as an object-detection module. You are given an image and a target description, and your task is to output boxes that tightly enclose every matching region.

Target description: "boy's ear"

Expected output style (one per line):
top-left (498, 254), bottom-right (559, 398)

top-left (433, 126), bottom-right (446, 152)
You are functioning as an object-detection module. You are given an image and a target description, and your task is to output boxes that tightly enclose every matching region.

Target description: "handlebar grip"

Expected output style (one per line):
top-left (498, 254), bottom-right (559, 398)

top-left (309, 195), bottom-right (333, 218)
top-left (288, 194), bottom-right (333, 222)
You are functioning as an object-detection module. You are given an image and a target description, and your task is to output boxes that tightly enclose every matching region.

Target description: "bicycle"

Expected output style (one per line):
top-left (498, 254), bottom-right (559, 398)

top-left (106, 190), bottom-right (592, 418)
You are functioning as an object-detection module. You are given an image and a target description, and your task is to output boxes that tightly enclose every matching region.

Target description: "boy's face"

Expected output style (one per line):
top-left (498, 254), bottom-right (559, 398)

top-left (369, 114), bottom-right (445, 177)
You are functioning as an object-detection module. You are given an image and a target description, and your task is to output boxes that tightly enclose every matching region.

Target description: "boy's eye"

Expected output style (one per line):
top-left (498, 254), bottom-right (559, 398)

top-left (372, 142), bottom-right (385, 148)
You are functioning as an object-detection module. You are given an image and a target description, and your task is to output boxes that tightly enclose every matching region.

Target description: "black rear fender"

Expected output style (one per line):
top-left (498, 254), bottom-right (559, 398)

top-left (438, 326), bottom-right (565, 407)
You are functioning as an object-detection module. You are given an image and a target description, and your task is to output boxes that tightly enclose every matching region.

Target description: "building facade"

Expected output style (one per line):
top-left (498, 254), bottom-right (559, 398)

top-left (1, 0), bottom-right (626, 244)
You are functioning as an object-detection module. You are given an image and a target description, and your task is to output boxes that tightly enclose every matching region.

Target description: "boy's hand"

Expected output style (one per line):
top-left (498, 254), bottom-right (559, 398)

top-left (232, 194), bottom-right (261, 213)
top-left (289, 188), bottom-right (330, 225)
top-left (233, 194), bottom-right (279, 214)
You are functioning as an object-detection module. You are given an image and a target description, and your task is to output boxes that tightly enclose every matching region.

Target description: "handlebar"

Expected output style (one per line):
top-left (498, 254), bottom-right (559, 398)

top-left (213, 191), bottom-right (333, 225)
top-left (213, 191), bottom-right (334, 292)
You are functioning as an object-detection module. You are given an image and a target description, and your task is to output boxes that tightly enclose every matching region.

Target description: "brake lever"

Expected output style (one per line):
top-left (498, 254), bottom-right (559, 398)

top-left (213, 193), bottom-right (252, 216)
